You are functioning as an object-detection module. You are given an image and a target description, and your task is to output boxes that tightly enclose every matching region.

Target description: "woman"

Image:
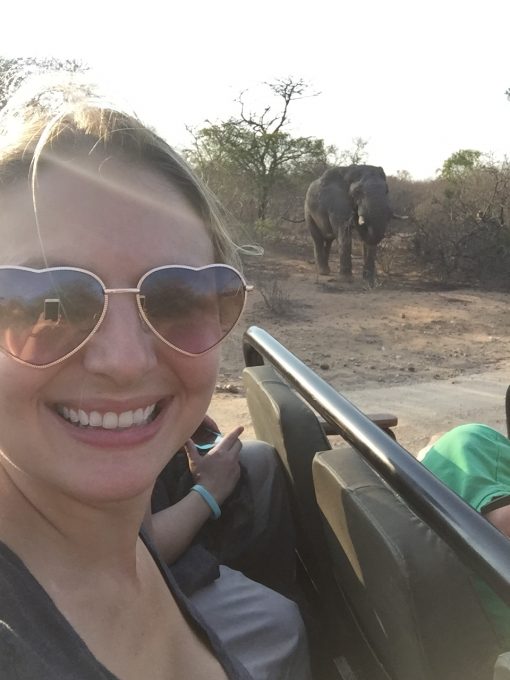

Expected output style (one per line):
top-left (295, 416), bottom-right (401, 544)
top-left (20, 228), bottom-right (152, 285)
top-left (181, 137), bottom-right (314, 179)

top-left (421, 423), bottom-right (510, 647)
top-left (0, 80), bottom-right (308, 679)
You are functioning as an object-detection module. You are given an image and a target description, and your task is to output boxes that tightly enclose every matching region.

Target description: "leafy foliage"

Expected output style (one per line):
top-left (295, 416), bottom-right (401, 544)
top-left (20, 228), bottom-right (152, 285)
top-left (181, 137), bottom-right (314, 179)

top-left (186, 78), bottom-right (333, 229)
top-left (439, 149), bottom-right (485, 181)
top-left (413, 155), bottom-right (510, 287)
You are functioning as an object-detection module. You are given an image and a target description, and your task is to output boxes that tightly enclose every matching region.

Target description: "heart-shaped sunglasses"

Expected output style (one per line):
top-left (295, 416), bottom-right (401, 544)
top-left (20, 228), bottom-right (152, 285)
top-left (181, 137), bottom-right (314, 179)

top-left (0, 264), bottom-right (248, 368)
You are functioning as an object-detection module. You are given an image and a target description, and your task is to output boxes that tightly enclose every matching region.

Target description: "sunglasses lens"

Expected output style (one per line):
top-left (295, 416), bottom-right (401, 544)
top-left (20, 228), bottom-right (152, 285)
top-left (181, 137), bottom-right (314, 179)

top-left (140, 265), bottom-right (245, 354)
top-left (0, 269), bottom-right (104, 366)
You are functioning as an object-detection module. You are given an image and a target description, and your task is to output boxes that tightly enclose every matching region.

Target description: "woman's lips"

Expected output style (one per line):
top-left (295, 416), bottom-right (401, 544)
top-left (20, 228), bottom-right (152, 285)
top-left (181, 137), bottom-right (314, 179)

top-left (49, 398), bottom-right (168, 448)
top-left (56, 403), bottom-right (158, 429)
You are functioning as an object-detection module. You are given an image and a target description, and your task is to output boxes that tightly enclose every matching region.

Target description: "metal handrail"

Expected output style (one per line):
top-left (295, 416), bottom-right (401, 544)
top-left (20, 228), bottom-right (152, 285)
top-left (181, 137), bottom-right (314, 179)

top-left (243, 325), bottom-right (510, 605)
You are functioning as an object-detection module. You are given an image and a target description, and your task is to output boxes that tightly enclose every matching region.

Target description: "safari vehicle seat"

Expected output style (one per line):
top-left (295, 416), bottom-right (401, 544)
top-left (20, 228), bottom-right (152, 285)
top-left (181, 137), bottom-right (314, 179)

top-left (313, 445), bottom-right (503, 680)
top-left (495, 652), bottom-right (510, 679)
top-left (243, 364), bottom-right (399, 678)
top-left (242, 364), bottom-right (398, 586)
top-left (242, 364), bottom-right (333, 592)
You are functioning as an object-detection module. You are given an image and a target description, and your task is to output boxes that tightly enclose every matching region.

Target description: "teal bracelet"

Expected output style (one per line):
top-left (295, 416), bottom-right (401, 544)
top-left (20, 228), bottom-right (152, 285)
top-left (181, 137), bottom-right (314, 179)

top-left (191, 484), bottom-right (221, 520)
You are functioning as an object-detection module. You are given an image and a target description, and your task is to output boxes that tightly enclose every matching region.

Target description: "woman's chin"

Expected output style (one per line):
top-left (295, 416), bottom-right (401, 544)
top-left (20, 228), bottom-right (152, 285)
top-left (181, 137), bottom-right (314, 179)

top-left (58, 467), bottom-right (157, 508)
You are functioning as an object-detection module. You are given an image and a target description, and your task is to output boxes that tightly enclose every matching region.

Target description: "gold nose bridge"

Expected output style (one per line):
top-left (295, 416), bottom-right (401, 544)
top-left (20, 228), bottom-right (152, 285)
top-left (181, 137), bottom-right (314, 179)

top-left (104, 288), bottom-right (140, 295)
top-left (103, 288), bottom-right (147, 329)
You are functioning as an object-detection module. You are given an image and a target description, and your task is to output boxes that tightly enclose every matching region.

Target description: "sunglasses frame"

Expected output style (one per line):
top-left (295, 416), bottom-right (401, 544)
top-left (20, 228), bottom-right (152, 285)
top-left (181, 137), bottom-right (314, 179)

top-left (0, 264), bottom-right (249, 368)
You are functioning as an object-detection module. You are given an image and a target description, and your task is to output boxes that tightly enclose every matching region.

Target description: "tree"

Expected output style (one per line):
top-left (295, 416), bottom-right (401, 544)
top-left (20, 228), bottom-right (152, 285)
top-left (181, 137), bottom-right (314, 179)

top-left (395, 169), bottom-right (413, 181)
top-left (414, 155), bottom-right (510, 287)
top-left (0, 57), bottom-right (89, 111)
top-left (439, 149), bottom-right (484, 181)
top-left (337, 137), bottom-right (369, 165)
top-left (186, 78), bottom-right (332, 222)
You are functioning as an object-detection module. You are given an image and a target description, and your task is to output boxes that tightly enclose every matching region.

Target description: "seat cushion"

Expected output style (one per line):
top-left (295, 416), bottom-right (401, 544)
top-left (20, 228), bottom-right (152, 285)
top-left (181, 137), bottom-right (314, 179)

top-left (313, 446), bottom-right (502, 680)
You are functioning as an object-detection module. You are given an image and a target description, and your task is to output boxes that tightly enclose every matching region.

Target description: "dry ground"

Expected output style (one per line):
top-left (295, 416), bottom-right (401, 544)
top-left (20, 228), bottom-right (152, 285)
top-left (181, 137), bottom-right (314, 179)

top-left (209, 239), bottom-right (510, 447)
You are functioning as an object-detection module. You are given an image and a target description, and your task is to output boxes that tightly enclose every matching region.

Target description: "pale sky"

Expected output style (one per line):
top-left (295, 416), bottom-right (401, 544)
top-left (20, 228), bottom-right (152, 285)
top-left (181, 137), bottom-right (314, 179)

top-left (3, 0), bottom-right (509, 179)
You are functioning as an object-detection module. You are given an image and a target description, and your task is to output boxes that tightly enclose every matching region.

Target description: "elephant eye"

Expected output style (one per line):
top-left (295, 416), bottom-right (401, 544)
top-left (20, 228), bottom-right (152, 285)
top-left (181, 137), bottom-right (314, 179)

top-left (350, 185), bottom-right (363, 200)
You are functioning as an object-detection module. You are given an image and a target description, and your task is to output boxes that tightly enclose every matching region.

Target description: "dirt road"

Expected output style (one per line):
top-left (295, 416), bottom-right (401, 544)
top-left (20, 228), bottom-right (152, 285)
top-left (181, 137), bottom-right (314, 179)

top-left (210, 245), bottom-right (510, 453)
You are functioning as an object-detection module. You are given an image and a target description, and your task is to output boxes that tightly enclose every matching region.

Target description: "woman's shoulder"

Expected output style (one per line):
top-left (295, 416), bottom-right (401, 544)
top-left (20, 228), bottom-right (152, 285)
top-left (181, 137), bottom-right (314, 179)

top-left (0, 540), bottom-right (116, 679)
top-left (0, 540), bottom-right (48, 605)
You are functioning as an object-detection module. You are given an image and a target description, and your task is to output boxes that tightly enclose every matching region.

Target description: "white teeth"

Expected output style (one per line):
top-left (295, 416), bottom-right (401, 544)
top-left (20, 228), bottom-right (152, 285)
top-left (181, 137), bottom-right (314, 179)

top-left (103, 412), bottom-right (118, 429)
top-left (118, 411), bottom-right (134, 428)
top-left (89, 411), bottom-right (102, 427)
top-left (57, 403), bottom-right (158, 429)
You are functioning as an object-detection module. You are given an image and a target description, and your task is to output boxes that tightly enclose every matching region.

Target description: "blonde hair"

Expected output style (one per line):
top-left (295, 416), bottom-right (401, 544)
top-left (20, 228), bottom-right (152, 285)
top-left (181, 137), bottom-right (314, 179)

top-left (0, 76), bottom-right (241, 268)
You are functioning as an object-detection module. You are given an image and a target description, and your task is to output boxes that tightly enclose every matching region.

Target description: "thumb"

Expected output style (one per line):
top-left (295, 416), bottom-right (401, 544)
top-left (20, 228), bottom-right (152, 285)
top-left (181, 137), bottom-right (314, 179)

top-left (184, 438), bottom-right (201, 467)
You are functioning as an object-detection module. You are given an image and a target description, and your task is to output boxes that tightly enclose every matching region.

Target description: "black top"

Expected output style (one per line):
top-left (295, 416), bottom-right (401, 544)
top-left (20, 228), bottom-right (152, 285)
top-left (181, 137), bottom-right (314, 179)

top-left (0, 538), bottom-right (251, 680)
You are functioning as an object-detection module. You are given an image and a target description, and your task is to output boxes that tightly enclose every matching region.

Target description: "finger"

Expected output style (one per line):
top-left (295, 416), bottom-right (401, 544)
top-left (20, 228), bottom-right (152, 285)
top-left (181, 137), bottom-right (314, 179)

top-left (216, 425), bottom-right (244, 448)
top-left (184, 438), bottom-right (200, 466)
top-left (207, 428), bottom-right (243, 461)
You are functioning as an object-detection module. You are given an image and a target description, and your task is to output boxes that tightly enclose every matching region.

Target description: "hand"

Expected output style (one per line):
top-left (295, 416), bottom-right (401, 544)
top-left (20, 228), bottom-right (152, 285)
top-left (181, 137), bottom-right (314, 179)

top-left (185, 425), bottom-right (244, 505)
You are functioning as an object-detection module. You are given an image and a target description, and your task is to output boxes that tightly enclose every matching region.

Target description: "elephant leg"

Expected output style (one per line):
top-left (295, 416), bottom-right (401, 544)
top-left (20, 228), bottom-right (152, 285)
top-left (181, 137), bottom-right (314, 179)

top-left (307, 217), bottom-right (330, 275)
top-left (362, 242), bottom-right (377, 286)
top-left (338, 222), bottom-right (353, 278)
top-left (323, 239), bottom-right (333, 270)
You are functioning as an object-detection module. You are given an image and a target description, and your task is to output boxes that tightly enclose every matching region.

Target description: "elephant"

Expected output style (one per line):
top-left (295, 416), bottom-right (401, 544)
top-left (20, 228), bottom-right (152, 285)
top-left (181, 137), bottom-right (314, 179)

top-left (304, 165), bottom-right (406, 285)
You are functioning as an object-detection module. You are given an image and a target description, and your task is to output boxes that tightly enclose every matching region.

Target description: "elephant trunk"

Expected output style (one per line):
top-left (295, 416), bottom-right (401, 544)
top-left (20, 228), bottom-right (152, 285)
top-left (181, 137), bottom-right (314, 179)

top-left (357, 214), bottom-right (385, 245)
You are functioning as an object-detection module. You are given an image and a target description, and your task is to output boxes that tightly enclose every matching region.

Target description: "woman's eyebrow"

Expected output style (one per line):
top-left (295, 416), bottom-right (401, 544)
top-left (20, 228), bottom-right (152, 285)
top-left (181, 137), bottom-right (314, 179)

top-left (17, 258), bottom-right (75, 268)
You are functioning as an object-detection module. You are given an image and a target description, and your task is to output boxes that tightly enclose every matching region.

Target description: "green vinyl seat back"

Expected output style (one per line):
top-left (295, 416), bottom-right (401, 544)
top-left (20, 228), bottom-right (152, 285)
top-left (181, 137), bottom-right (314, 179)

top-left (313, 445), bottom-right (503, 680)
top-left (242, 364), bottom-right (336, 598)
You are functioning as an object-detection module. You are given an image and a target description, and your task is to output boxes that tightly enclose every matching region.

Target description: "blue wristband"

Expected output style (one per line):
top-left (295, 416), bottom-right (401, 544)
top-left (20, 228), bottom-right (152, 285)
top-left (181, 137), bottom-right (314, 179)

top-left (191, 484), bottom-right (221, 520)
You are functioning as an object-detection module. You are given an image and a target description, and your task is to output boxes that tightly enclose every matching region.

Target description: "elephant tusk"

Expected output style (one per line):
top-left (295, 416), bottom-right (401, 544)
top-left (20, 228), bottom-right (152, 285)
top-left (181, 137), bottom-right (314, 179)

top-left (392, 213), bottom-right (409, 220)
top-left (358, 215), bottom-right (366, 226)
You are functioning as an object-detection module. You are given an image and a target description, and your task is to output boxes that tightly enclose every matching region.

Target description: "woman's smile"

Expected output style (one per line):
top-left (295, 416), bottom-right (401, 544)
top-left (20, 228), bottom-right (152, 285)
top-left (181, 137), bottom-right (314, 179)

top-left (48, 396), bottom-right (170, 449)
top-left (56, 402), bottom-right (159, 429)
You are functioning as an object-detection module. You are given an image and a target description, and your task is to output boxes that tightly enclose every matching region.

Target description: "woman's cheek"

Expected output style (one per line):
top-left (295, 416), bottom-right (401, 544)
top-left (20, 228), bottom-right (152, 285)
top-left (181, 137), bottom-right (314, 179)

top-left (174, 348), bottom-right (221, 391)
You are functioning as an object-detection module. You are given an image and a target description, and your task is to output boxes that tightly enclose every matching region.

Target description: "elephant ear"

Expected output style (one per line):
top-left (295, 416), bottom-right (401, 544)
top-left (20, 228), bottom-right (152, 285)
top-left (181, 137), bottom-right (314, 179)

top-left (342, 165), bottom-right (365, 186)
top-left (377, 166), bottom-right (387, 180)
top-left (321, 167), bottom-right (349, 192)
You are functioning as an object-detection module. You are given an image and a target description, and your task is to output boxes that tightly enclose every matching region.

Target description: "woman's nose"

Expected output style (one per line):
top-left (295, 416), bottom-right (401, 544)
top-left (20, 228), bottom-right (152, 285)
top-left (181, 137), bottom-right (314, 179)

top-left (82, 294), bottom-right (158, 385)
